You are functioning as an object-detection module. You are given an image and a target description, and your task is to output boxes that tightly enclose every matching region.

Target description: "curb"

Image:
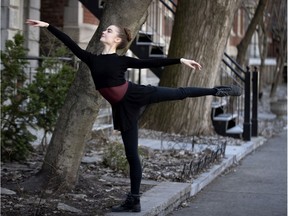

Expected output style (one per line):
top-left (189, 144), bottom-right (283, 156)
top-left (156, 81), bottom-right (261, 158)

top-left (106, 182), bottom-right (191, 216)
top-left (190, 136), bottom-right (266, 197)
top-left (106, 136), bottom-right (266, 216)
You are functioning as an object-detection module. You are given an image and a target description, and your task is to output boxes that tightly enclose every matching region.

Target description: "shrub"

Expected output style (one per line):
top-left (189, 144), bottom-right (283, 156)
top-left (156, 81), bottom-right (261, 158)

top-left (1, 33), bottom-right (36, 161)
top-left (1, 33), bottom-right (76, 161)
top-left (24, 47), bottom-right (76, 148)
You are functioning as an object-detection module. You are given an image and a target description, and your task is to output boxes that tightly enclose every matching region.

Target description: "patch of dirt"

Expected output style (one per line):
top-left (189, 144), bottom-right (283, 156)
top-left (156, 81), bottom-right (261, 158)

top-left (1, 133), bottom-right (227, 216)
top-left (1, 152), bottom-right (153, 215)
top-left (1, 137), bottom-right (155, 216)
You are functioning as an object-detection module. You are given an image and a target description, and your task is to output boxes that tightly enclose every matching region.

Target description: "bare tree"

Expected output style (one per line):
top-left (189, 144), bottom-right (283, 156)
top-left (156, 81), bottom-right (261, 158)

top-left (236, 0), bottom-right (269, 67)
top-left (269, 0), bottom-right (287, 99)
top-left (257, 9), bottom-right (269, 98)
top-left (140, 0), bottom-right (241, 135)
top-left (31, 0), bottom-right (153, 192)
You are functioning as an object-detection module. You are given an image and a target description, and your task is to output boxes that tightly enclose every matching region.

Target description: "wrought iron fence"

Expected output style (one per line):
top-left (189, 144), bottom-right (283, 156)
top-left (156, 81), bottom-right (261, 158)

top-left (221, 53), bottom-right (259, 140)
top-left (141, 0), bottom-right (176, 55)
top-left (20, 56), bottom-right (75, 85)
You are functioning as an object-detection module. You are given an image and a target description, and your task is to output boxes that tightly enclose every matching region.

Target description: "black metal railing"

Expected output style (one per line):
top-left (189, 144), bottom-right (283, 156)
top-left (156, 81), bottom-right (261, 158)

top-left (140, 0), bottom-right (176, 55)
top-left (129, 0), bottom-right (177, 82)
top-left (20, 56), bottom-right (75, 85)
top-left (160, 0), bottom-right (177, 13)
top-left (252, 67), bottom-right (258, 137)
top-left (221, 53), bottom-right (258, 141)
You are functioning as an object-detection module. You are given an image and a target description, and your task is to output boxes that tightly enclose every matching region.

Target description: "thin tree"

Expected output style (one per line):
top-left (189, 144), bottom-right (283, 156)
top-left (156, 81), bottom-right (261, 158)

top-left (140, 0), bottom-right (241, 135)
top-left (257, 0), bottom-right (287, 99)
top-left (257, 10), bottom-right (269, 98)
top-left (269, 0), bottom-right (287, 99)
top-left (28, 0), bottom-right (153, 192)
top-left (236, 0), bottom-right (269, 67)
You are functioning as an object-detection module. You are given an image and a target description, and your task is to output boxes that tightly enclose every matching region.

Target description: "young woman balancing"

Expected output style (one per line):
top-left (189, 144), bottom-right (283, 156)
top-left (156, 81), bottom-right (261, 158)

top-left (27, 19), bottom-right (241, 212)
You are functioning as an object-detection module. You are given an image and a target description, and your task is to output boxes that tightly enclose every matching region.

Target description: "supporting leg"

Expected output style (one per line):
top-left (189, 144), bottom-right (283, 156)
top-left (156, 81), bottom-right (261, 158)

top-left (112, 121), bottom-right (142, 212)
top-left (111, 121), bottom-right (142, 212)
top-left (120, 121), bottom-right (142, 195)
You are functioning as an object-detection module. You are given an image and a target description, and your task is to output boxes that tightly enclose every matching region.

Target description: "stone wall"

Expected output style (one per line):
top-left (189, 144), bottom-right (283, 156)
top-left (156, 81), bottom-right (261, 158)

top-left (1, 0), bottom-right (41, 71)
top-left (1, 0), bottom-right (40, 56)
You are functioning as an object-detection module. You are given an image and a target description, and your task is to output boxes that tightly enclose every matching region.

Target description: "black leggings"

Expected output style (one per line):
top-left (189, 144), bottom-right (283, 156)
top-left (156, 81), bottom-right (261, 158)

top-left (120, 86), bottom-right (216, 195)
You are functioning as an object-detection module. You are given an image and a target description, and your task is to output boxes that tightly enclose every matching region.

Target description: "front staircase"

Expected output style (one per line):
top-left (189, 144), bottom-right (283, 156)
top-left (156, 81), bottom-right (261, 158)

top-left (211, 99), bottom-right (243, 139)
top-left (210, 53), bottom-right (259, 141)
top-left (130, 31), bottom-right (167, 78)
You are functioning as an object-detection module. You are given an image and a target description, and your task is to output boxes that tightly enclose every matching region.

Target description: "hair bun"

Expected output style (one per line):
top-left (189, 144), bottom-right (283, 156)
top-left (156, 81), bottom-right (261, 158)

top-left (124, 28), bottom-right (132, 42)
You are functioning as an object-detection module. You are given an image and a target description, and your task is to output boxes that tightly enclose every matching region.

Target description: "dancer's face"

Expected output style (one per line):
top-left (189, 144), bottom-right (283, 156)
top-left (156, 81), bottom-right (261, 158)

top-left (100, 25), bottom-right (121, 46)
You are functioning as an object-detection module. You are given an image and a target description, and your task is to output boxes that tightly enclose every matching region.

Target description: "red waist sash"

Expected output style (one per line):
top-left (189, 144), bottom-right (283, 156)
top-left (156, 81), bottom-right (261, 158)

top-left (98, 82), bottom-right (128, 104)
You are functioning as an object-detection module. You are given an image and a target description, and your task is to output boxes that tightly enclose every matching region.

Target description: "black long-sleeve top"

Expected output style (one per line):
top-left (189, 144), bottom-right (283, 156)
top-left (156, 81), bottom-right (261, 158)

top-left (47, 25), bottom-right (181, 90)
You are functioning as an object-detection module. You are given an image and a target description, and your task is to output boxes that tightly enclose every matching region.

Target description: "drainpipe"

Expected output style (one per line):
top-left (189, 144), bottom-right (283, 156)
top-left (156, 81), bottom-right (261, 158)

top-left (252, 67), bottom-right (258, 137)
top-left (243, 66), bottom-right (251, 141)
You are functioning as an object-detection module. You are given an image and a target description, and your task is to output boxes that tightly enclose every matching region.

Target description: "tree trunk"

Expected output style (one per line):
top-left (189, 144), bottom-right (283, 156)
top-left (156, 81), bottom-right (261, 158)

top-left (258, 19), bottom-right (268, 99)
top-left (270, 55), bottom-right (285, 99)
top-left (269, 0), bottom-right (287, 99)
top-left (236, 0), bottom-right (268, 67)
top-left (36, 0), bottom-right (152, 192)
top-left (140, 0), bottom-right (241, 136)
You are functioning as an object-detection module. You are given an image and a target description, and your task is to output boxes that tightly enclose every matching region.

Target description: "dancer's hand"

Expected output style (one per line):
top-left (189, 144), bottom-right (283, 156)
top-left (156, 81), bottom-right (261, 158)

top-left (180, 58), bottom-right (202, 70)
top-left (26, 19), bottom-right (49, 28)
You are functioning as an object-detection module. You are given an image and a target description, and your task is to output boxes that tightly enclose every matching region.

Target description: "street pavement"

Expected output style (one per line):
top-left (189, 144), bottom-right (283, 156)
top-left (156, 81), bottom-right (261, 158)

top-left (170, 130), bottom-right (287, 216)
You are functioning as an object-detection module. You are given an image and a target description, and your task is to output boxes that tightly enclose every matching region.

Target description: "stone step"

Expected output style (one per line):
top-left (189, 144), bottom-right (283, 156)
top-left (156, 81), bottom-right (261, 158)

top-left (213, 113), bottom-right (238, 121)
top-left (211, 100), bottom-right (227, 108)
top-left (226, 124), bottom-right (243, 134)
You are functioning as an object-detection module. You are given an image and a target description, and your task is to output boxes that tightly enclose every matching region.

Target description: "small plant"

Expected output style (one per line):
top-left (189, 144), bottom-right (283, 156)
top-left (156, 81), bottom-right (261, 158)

top-left (103, 141), bottom-right (129, 175)
top-left (102, 141), bottom-right (150, 176)
top-left (1, 33), bottom-right (36, 161)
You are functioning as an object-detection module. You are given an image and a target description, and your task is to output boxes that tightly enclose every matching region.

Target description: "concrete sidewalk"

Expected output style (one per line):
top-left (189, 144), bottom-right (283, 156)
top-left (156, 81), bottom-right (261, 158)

top-left (171, 130), bottom-right (287, 216)
top-left (106, 133), bottom-right (268, 216)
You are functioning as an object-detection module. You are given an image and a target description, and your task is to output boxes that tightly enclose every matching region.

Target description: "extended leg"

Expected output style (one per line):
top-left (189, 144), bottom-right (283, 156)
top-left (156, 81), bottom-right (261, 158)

top-left (148, 86), bottom-right (216, 104)
top-left (141, 85), bottom-right (241, 105)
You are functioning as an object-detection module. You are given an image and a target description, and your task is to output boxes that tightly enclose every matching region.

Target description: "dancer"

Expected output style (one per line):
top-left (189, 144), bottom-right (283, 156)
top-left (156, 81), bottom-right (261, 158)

top-left (26, 19), bottom-right (241, 212)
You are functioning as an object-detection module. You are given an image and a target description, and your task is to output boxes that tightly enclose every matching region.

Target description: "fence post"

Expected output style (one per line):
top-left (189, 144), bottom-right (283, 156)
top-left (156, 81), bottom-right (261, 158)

top-left (138, 68), bottom-right (141, 85)
top-left (243, 66), bottom-right (251, 141)
top-left (252, 67), bottom-right (258, 137)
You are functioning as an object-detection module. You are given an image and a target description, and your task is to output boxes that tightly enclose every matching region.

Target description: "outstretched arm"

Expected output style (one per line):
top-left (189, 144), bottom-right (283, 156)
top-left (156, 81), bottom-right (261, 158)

top-left (124, 56), bottom-right (202, 70)
top-left (26, 19), bottom-right (91, 64)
